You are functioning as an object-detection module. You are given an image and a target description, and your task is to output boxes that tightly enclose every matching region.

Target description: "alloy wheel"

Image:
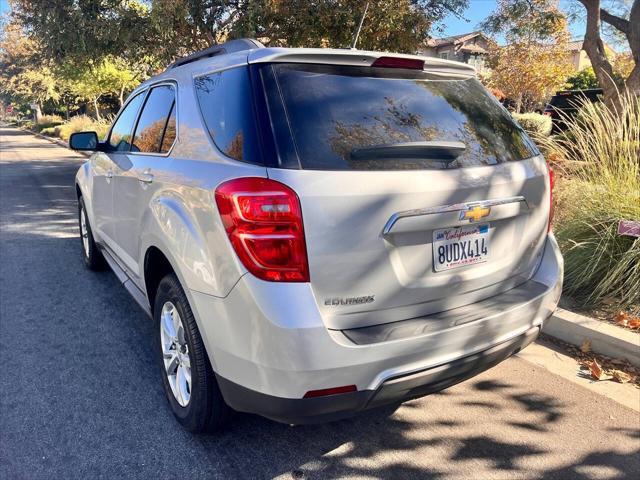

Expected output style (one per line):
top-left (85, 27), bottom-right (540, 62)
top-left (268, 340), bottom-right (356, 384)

top-left (160, 301), bottom-right (192, 407)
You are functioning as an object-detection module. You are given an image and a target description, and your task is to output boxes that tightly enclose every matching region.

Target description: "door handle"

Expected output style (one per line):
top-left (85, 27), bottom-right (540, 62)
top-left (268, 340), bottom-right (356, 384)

top-left (138, 171), bottom-right (154, 184)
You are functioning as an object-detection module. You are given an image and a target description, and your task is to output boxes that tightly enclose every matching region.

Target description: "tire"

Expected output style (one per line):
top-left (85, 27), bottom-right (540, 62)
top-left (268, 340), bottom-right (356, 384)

top-left (78, 196), bottom-right (106, 270)
top-left (154, 273), bottom-right (232, 433)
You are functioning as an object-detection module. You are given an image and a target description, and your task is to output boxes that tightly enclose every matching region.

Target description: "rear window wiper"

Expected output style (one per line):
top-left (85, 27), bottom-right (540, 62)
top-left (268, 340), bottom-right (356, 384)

top-left (350, 141), bottom-right (466, 161)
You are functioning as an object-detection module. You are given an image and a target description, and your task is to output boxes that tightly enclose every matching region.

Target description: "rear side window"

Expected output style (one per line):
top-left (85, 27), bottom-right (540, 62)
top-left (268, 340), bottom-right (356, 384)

top-left (194, 67), bottom-right (261, 164)
top-left (132, 85), bottom-right (176, 154)
top-left (109, 92), bottom-right (145, 151)
top-left (261, 64), bottom-right (538, 170)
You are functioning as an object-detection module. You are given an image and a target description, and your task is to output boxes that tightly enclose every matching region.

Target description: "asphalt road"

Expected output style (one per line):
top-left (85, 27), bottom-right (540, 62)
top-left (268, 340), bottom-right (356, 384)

top-left (1, 126), bottom-right (639, 480)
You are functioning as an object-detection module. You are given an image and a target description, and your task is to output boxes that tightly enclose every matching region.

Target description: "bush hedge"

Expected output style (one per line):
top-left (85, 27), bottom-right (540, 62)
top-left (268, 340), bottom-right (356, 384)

top-left (513, 112), bottom-right (552, 137)
top-left (50, 115), bottom-right (111, 142)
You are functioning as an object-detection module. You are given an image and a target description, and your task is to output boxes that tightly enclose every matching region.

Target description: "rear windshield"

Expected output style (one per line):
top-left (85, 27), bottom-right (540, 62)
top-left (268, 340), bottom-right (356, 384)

top-left (260, 63), bottom-right (538, 170)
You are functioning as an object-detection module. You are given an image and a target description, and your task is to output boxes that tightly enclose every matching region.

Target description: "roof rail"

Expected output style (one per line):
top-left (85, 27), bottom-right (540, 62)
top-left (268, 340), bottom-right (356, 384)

top-left (167, 38), bottom-right (265, 70)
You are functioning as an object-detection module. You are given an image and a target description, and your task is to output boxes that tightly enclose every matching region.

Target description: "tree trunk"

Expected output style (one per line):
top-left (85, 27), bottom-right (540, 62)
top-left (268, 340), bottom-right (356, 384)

top-left (118, 85), bottom-right (125, 109)
top-left (578, 0), bottom-right (622, 110)
top-left (627, 64), bottom-right (640, 96)
top-left (515, 94), bottom-right (523, 114)
top-left (624, 0), bottom-right (640, 95)
top-left (92, 96), bottom-right (101, 121)
top-left (33, 104), bottom-right (42, 124)
top-left (65, 101), bottom-right (70, 121)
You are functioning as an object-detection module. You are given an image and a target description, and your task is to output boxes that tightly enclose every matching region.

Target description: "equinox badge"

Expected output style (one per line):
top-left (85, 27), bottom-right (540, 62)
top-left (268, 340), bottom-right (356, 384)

top-left (324, 296), bottom-right (375, 306)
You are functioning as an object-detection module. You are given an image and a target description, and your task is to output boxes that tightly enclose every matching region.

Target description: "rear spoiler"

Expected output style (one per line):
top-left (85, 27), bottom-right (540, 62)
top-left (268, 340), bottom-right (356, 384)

top-left (247, 48), bottom-right (477, 78)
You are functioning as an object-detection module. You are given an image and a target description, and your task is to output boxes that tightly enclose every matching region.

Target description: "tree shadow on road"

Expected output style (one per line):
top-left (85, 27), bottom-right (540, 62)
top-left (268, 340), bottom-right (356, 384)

top-left (2, 127), bottom-right (639, 480)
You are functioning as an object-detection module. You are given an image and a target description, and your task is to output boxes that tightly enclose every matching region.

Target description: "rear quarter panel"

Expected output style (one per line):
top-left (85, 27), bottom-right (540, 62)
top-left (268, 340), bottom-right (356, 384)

top-left (136, 64), bottom-right (268, 298)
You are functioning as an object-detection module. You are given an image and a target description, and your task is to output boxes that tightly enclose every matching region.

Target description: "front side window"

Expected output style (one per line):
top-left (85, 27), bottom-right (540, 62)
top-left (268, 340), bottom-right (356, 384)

top-left (194, 67), bottom-right (261, 164)
top-left (132, 85), bottom-right (176, 153)
top-left (109, 92), bottom-right (145, 151)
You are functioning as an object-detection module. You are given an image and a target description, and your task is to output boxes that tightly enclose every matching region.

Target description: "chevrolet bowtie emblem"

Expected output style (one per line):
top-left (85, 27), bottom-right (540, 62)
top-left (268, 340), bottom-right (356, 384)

top-left (460, 205), bottom-right (491, 222)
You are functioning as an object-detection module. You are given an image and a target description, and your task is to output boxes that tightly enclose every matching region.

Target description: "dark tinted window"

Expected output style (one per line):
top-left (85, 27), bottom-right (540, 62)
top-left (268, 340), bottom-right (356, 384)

top-left (109, 92), bottom-right (145, 151)
top-left (548, 94), bottom-right (574, 110)
top-left (132, 85), bottom-right (176, 153)
top-left (263, 64), bottom-right (538, 170)
top-left (549, 90), bottom-right (601, 110)
top-left (194, 67), bottom-right (261, 163)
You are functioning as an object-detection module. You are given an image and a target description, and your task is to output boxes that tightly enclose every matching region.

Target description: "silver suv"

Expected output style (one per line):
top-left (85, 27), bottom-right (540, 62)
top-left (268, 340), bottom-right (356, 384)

top-left (71, 39), bottom-right (563, 432)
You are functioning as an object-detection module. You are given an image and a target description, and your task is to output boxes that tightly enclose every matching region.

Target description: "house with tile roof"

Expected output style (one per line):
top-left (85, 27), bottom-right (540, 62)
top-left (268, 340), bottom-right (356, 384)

top-left (417, 31), bottom-right (492, 73)
top-left (419, 33), bottom-right (615, 74)
top-left (566, 38), bottom-right (616, 71)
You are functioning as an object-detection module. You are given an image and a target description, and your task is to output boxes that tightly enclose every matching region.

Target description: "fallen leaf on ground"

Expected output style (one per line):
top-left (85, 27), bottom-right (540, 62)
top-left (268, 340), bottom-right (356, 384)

top-left (580, 339), bottom-right (592, 353)
top-left (628, 318), bottom-right (640, 329)
top-left (612, 370), bottom-right (632, 383)
top-left (614, 311), bottom-right (629, 327)
top-left (588, 360), bottom-right (604, 380)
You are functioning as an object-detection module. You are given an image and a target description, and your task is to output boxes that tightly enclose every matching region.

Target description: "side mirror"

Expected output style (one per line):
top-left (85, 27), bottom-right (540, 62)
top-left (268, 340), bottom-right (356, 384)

top-left (69, 131), bottom-right (99, 151)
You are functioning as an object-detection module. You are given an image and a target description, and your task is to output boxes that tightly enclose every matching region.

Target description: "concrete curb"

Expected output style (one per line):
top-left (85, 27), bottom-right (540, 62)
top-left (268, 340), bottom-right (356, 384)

top-left (543, 308), bottom-right (640, 367)
top-left (23, 128), bottom-right (90, 157)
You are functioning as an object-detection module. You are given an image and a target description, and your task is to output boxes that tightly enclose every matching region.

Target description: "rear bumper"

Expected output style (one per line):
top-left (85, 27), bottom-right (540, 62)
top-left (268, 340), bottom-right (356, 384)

top-left (216, 326), bottom-right (540, 424)
top-left (190, 234), bottom-right (563, 423)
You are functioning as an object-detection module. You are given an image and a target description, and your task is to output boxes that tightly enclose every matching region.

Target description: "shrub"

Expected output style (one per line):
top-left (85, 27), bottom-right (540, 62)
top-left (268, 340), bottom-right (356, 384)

top-left (537, 91), bottom-right (640, 309)
top-left (565, 67), bottom-right (599, 90)
top-left (512, 112), bottom-right (552, 137)
top-left (37, 114), bottom-right (63, 125)
top-left (34, 114), bottom-right (64, 132)
top-left (55, 115), bottom-right (111, 142)
top-left (18, 119), bottom-right (34, 130)
top-left (40, 127), bottom-right (57, 136)
top-left (94, 124), bottom-right (111, 140)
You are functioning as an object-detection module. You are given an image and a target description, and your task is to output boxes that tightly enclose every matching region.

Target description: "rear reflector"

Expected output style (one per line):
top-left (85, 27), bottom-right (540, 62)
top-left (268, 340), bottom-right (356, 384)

top-left (215, 177), bottom-right (309, 282)
top-left (303, 385), bottom-right (357, 398)
top-left (372, 56), bottom-right (424, 70)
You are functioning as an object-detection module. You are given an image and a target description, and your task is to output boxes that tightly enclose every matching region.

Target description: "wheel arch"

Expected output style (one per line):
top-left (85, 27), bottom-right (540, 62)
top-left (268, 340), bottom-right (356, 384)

top-left (144, 245), bottom-right (178, 315)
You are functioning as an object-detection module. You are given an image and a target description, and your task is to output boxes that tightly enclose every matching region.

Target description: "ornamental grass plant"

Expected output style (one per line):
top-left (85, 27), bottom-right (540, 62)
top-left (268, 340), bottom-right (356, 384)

top-left (536, 90), bottom-right (640, 310)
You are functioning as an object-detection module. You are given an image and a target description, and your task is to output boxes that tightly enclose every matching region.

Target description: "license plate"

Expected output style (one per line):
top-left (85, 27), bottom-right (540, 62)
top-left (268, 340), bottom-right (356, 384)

top-left (433, 224), bottom-right (490, 272)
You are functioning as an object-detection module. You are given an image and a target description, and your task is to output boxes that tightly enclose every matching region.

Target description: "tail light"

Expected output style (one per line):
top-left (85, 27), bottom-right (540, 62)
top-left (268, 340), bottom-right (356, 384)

top-left (372, 56), bottom-right (424, 70)
top-left (215, 177), bottom-right (309, 282)
top-left (547, 162), bottom-right (555, 232)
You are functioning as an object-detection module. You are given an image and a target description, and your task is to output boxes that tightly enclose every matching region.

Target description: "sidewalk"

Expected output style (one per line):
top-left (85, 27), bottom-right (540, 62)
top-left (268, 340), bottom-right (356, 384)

top-left (543, 308), bottom-right (640, 367)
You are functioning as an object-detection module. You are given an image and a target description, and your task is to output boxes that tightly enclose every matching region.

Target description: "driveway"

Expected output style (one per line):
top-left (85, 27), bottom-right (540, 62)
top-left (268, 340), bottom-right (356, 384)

top-left (1, 127), bottom-right (638, 479)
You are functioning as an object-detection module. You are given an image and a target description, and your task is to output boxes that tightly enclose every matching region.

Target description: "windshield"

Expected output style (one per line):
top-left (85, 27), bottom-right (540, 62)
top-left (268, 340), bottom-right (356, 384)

top-left (259, 63), bottom-right (538, 170)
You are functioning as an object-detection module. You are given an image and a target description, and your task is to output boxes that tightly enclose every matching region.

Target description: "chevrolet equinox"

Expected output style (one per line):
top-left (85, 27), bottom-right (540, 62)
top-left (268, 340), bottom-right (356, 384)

top-left (70, 38), bottom-right (563, 432)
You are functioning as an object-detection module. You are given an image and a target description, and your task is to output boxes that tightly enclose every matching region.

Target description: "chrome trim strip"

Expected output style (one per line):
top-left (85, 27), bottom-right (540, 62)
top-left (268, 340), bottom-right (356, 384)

top-left (381, 196), bottom-right (527, 235)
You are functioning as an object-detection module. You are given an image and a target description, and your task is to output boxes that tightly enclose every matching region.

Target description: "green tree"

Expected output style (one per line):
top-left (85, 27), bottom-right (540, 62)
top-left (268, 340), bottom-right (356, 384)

top-left (0, 18), bottom-right (60, 120)
top-left (65, 56), bottom-right (144, 120)
top-left (12, 0), bottom-right (152, 63)
top-left (482, 0), bottom-right (574, 112)
top-left (150, 0), bottom-right (469, 64)
top-left (565, 67), bottom-right (600, 89)
top-left (481, 0), bottom-right (567, 43)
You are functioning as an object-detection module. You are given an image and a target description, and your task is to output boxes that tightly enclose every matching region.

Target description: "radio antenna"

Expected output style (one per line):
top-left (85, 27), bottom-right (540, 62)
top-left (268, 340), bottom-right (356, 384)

top-left (351, 2), bottom-right (369, 50)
